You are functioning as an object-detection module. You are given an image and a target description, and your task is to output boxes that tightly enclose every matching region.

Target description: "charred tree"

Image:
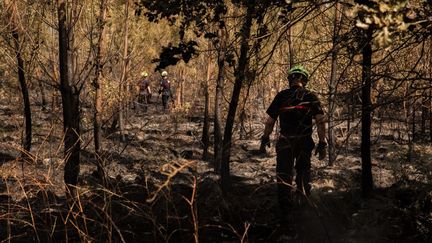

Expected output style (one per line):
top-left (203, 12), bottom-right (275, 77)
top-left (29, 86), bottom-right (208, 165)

top-left (421, 97), bottom-right (428, 139)
top-left (430, 89), bottom-right (432, 143)
top-left (57, 0), bottom-right (81, 193)
top-left (5, 0), bottom-right (32, 156)
top-left (213, 28), bottom-right (227, 172)
top-left (360, 27), bottom-right (374, 196)
top-left (13, 31), bottom-right (32, 156)
top-left (202, 49), bottom-right (212, 161)
top-left (220, 3), bottom-right (253, 191)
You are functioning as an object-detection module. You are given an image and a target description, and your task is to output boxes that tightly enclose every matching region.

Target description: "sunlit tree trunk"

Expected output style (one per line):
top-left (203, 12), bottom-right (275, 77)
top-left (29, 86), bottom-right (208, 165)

top-left (177, 69), bottom-right (184, 106)
top-left (288, 26), bottom-right (294, 67)
top-left (119, 0), bottom-right (130, 142)
top-left (93, 0), bottom-right (109, 177)
top-left (328, 3), bottom-right (341, 166)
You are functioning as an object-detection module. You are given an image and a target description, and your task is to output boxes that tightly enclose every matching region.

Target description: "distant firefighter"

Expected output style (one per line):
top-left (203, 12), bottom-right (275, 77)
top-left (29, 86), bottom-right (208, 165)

top-left (158, 71), bottom-right (175, 111)
top-left (138, 71), bottom-right (152, 112)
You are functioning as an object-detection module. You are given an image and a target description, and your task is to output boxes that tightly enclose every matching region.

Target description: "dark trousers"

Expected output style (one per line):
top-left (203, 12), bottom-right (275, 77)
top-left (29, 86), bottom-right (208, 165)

top-left (276, 136), bottom-right (314, 210)
top-left (138, 93), bottom-right (151, 112)
top-left (162, 95), bottom-right (170, 110)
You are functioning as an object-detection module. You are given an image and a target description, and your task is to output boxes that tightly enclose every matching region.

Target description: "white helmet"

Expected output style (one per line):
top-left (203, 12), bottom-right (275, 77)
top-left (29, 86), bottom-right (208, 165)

top-left (141, 71), bottom-right (148, 77)
top-left (161, 71), bottom-right (168, 77)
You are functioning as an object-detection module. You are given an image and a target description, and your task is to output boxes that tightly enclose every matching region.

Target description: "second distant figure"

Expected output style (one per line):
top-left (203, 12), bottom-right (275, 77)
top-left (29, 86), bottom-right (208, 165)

top-left (138, 71), bottom-right (152, 113)
top-left (158, 71), bottom-right (175, 111)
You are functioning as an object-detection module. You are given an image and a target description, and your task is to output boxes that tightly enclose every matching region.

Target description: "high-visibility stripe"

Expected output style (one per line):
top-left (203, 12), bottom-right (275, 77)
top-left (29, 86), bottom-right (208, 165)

top-left (279, 105), bottom-right (308, 112)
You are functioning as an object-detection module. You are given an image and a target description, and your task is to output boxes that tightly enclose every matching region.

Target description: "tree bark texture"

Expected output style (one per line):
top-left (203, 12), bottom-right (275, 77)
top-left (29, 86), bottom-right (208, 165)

top-left (14, 32), bottom-right (32, 155)
top-left (58, 0), bottom-right (81, 189)
top-left (202, 50), bottom-right (211, 161)
top-left (421, 98), bottom-right (427, 138)
top-left (119, 0), bottom-right (130, 142)
top-left (213, 28), bottom-right (227, 172)
top-left (6, 0), bottom-right (32, 155)
top-left (328, 2), bottom-right (340, 166)
top-left (93, 0), bottom-right (109, 176)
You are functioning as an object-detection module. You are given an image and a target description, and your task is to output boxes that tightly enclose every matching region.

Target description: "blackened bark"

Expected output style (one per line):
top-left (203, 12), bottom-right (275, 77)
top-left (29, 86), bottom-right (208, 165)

top-left (421, 98), bottom-right (427, 138)
top-left (220, 4), bottom-right (253, 191)
top-left (202, 81), bottom-right (210, 160)
top-left (58, 0), bottom-right (81, 190)
top-left (214, 33), bottom-right (225, 172)
top-left (430, 89), bottom-right (432, 142)
top-left (361, 27), bottom-right (374, 196)
top-left (6, 0), bottom-right (32, 155)
top-left (202, 52), bottom-right (211, 160)
top-left (11, 21), bottom-right (32, 155)
top-left (412, 101), bottom-right (416, 142)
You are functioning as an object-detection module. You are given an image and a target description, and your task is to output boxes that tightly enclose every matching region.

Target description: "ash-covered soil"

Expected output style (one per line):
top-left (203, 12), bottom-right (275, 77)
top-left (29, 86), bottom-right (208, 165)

top-left (1, 98), bottom-right (431, 242)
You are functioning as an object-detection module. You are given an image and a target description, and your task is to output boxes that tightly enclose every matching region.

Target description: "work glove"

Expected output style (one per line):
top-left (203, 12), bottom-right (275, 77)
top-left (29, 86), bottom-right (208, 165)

top-left (314, 141), bottom-right (327, 160)
top-left (259, 136), bottom-right (270, 153)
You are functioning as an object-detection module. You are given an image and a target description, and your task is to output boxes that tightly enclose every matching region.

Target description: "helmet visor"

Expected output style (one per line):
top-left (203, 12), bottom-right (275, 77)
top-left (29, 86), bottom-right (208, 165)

top-left (288, 72), bottom-right (307, 83)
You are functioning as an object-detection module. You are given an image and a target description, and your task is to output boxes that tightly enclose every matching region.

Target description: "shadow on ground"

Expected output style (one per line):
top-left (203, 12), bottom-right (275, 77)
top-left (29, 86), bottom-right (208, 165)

top-left (1, 169), bottom-right (430, 243)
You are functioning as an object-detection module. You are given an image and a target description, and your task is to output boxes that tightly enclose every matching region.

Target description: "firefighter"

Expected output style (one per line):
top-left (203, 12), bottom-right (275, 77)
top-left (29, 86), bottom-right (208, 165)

top-left (158, 71), bottom-right (174, 111)
top-left (138, 71), bottom-right (151, 112)
top-left (260, 65), bottom-right (327, 213)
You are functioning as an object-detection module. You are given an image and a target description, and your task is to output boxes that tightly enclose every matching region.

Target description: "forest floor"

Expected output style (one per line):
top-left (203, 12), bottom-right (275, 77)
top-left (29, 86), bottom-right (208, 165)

top-left (0, 98), bottom-right (432, 242)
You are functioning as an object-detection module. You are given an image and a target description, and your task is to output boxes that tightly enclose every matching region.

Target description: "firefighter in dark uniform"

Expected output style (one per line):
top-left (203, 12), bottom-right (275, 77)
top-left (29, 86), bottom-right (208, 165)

top-left (138, 71), bottom-right (152, 112)
top-left (158, 70), bottom-right (174, 111)
top-left (260, 65), bottom-right (327, 213)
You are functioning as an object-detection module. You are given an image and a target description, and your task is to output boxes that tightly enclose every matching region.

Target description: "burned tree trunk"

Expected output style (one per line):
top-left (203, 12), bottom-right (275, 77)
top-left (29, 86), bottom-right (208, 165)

top-left (430, 89), bottom-right (432, 142)
top-left (220, 4), bottom-right (253, 191)
top-left (13, 32), bottom-right (32, 156)
top-left (58, 0), bottom-right (81, 192)
top-left (213, 28), bottom-right (227, 172)
top-left (202, 50), bottom-right (211, 161)
top-left (421, 97), bottom-right (428, 139)
top-left (360, 27), bottom-right (374, 196)
top-left (6, 0), bottom-right (32, 155)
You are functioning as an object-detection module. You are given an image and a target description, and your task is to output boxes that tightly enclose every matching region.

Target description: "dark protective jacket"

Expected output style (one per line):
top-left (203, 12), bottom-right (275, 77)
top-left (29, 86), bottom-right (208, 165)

top-left (159, 79), bottom-right (172, 97)
top-left (266, 87), bottom-right (324, 137)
